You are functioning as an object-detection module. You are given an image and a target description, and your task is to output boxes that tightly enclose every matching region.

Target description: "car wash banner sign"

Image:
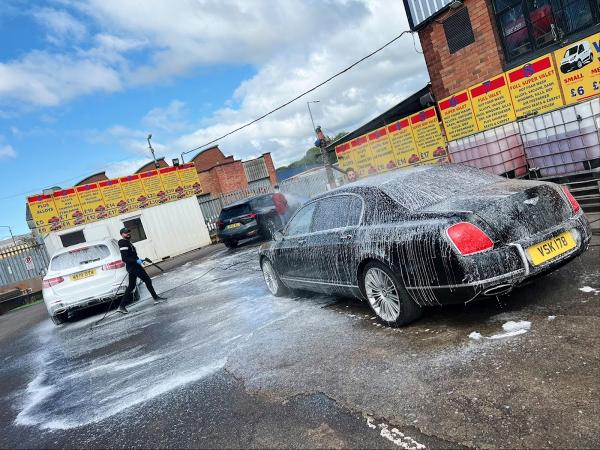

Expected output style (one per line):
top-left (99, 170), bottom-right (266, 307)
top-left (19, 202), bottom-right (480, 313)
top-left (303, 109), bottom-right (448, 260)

top-left (387, 118), bottom-right (417, 167)
top-left (409, 107), bottom-right (447, 164)
top-left (334, 142), bottom-right (354, 173)
top-left (469, 74), bottom-right (517, 131)
top-left (139, 170), bottom-right (167, 207)
top-left (438, 90), bottom-right (479, 141)
top-left (177, 163), bottom-right (204, 196)
top-left (27, 166), bottom-right (203, 235)
top-left (506, 54), bottom-right (564, 117)
top-left (27, 194), bottom-right (62, 234)
top-left (76, 183), bottom-right (106, 222)
top-left (554, 32), bottom-right (600, 106)
top-left (367, 126), bottom-right (397, 172)
top-left (53, 188), bottom-right (85, 229)
top-left (351, 135), bottom-right (376, 178)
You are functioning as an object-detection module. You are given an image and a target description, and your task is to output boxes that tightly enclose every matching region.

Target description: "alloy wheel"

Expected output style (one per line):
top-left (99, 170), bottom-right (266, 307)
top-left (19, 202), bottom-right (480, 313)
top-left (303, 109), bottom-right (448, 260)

top-left (364, 267), bottom-right (401, 322)
top-left (262, 260), bottom-right (279, 295)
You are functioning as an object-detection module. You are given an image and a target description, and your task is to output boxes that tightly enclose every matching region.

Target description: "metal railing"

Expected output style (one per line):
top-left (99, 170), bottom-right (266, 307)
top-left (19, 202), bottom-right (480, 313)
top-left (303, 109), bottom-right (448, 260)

top-left (0, 242), bottom-right (49, 288)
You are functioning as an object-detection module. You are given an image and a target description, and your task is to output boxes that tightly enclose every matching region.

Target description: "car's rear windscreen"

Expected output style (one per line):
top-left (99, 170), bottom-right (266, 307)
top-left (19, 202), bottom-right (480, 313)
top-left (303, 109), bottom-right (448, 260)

top-left (50, 245), bottom-right (111, 271)
top-left (379, 165), bottom-right (500, 211)
top-left (219, 204), bottom-right (251, 220)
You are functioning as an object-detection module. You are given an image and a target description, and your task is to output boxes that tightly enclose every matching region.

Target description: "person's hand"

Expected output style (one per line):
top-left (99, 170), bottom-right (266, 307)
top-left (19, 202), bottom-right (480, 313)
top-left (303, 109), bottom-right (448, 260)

top-left (137, 258), bottom-right (144, 265)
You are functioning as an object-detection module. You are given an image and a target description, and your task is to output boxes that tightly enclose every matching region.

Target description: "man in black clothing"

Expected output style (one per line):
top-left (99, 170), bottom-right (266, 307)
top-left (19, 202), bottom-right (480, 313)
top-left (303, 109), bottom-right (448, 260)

top-left (117, 227), bottom-right (166, 314)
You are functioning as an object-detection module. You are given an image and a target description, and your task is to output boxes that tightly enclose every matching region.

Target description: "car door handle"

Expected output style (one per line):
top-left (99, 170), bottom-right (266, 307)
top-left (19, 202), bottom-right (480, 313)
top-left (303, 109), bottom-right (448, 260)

top-left (339, 234), bottom-right (353, 241)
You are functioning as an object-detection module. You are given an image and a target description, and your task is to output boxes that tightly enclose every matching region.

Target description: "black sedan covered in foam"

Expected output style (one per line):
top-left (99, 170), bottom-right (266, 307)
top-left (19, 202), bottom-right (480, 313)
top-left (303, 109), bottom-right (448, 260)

top-left (259, 164), bottom-right (591, 327)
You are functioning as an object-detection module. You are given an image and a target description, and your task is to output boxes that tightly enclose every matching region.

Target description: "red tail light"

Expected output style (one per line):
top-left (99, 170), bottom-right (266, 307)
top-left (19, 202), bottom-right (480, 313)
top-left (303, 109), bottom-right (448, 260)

top-left (446, 222), bottom-right (494, 255)
top-left (102, 260), bottom-right (125, 270)
top-left (561, 185), bottom-right (581, 215)
top-left (242, 213), bottom-right (257, 219)
top-left (42, 276), bottom-right (64, 288)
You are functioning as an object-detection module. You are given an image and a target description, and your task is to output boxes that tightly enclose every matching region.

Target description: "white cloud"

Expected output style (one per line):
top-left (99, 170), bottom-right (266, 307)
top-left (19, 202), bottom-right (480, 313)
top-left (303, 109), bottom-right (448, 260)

top-left (3, 0), bottom-right (429, 168)
top-left (0, 144), bottom-right (17, 159)
top-left (105, 158), bottom-right (153, 178)
top-left (32, 7), bottom-right (87, 45)
top-left (142, 100), bottom-right (189, 133)
top-left (0, 50), bottom-right (121, 107)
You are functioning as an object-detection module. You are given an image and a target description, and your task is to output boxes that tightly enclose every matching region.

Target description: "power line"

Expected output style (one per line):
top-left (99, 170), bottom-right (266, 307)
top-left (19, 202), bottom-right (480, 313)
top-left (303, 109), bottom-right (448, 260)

top-left (2, 29), bottom-right (414, 200)
top-left (181, 30), bottom-right (413, 161)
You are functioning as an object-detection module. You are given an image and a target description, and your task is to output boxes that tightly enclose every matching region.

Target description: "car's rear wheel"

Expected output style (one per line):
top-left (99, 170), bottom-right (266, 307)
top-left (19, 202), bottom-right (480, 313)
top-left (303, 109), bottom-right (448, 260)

top-left (261, 258), bottom-right (288, 296)
top-left (361, 261), bottom-right (422, 327)
top-left (577, 59), bottom-right (583, 69)
top-left (224, 240), bottom-right (238, 249)
top-left (51, 311), bottom-right (68, 325)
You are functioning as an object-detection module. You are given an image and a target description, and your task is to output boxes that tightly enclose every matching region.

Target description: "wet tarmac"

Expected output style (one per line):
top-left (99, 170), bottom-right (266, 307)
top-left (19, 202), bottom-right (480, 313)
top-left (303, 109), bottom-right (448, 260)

top-left (0, 238), bottom-right (598, 449)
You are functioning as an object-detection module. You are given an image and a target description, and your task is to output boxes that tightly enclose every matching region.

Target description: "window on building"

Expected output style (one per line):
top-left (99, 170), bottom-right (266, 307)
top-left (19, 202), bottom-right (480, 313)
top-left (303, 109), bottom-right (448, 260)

top-left (493, 0), bottom-right (599, 63)
top-left (122, 218), bottom-right (147, 243)
top-left (443, 7), bottom-right (476, 53)
top-left (59, 230), bottom-right (86, 247)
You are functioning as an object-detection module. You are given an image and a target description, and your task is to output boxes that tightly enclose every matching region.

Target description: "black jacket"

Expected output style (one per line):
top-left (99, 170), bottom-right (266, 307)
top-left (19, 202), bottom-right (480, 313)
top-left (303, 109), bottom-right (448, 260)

top-left (118, 238), bottom-right (139, 269)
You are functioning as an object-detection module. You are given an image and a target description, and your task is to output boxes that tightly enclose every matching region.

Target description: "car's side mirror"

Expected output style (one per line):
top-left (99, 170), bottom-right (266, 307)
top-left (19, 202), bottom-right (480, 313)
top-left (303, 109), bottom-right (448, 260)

top-left (274, 230), bottom-right (284, 242)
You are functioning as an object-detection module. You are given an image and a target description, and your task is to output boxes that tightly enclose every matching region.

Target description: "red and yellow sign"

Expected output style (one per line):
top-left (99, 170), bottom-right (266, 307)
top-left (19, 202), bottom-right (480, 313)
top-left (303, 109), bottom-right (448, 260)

top-left (367, 126), bottom-right (397, 172)
top-left (76, 183), bottom-right (107, 222)
top-left (350, 136), bottom-right (377, 178)
top-left (387, 118), bottom-right (417, 167)
top-left (53, 188), bottom-right (85, 229)
top-left (120, 174), bottom-right (148, 211)
top-left (469, 74), bottom-right (517, 131)
top-left (409, 107), bottom-right (447, 164)
top-left (27, 194), bottom-right (61, 234)
top-left (507, 54), bottom-right (564, 117)
top-left (554, 32), bottom-right (600, 105)
top-left (159, 166), bottom-right (184, 201)
top-left (139, 170), bottom-right (166, 207)
top-left (177, 163), bottom-right (203, 196)
top-left (99, 179), bottom-right (128, 217)
top-left (335, 142), bottom-right (354, 173)
top-left (438, 90), bottom-right (479, 141)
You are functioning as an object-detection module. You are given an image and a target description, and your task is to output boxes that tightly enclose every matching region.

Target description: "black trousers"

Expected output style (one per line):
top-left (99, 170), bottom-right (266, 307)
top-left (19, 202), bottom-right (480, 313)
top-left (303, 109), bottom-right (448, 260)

top-left (119, 264), bottom-right (158, 307)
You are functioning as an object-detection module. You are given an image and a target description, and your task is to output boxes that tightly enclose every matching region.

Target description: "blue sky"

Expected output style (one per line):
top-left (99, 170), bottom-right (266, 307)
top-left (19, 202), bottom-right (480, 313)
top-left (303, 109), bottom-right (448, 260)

top-left (0, 0), bottom-right (429, 236)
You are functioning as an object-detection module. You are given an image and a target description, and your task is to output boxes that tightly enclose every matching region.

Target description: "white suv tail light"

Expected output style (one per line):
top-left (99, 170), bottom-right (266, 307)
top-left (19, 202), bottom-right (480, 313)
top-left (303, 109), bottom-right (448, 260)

top-left (42, 276), bottom-right (64, 288)
top-left (102, 260), bottom-right (125, 270)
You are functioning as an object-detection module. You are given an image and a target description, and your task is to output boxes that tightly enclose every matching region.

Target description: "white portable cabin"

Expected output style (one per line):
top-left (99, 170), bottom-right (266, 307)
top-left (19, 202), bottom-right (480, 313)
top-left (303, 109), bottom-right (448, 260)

top-left (41, 196), bottom-right (211, 260)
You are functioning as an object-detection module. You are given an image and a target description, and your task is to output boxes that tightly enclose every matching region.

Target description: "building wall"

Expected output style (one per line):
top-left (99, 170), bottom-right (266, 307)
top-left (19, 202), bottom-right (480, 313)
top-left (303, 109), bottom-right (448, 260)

top-left (43, 197), bottom-right (211, 260)
top-left (214, 161), bottom-right (248, 193)
top-left (135, 158), bottom-right (169, 173)
top-left (191, 146), bottom-right (227, 171)
top-left (76, 172), bottom-right (109, 186)
top-left (262, 153), bottom-right (279, 186)
top-left (418, 0), bottom-right (505, 100)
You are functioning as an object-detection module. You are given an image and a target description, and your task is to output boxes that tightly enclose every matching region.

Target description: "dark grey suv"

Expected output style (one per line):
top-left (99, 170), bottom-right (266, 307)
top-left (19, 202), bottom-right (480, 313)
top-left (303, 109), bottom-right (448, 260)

top-left (217, 194), bottom-right (284, 248)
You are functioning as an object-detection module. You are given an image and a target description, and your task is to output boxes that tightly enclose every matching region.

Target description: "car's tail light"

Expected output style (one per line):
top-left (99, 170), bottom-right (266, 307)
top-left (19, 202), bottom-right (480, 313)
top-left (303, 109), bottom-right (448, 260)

top-left (103, 260), bottom-right (125, 270)
top-left (561, 185), bottom-right (581, 215)
top-left (42, 276), bottom-right (64, 288)
top-left (446, 222), bottom-right (494, 255)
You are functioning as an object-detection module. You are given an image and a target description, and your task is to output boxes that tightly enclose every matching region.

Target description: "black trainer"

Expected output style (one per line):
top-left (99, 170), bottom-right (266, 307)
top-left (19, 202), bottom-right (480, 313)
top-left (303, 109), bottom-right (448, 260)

top-left (153, 295), bottom-right (167, 304)
top-left (117, 305), bottom-right (129, 314)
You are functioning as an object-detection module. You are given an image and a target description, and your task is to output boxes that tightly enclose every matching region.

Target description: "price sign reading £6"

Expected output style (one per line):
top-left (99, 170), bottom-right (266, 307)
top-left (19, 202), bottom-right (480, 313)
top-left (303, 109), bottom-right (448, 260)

top-left (554, 32), bottom-right (600, 105)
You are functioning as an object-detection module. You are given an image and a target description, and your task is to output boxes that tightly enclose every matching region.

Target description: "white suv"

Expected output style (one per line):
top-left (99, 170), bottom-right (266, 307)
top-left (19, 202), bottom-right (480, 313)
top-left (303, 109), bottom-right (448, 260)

top-left (42, 239), bottom-right (137, 325)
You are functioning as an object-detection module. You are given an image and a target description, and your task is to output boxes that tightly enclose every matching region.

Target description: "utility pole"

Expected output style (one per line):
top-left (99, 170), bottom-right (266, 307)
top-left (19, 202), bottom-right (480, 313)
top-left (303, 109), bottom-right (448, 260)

top-left (307, 101), bottom-right (336, 189)
top-left (147, 134), bottom-right (159, 169)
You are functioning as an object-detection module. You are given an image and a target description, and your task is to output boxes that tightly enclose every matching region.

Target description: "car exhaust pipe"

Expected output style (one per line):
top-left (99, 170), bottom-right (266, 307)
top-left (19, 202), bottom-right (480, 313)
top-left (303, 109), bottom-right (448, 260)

top-left (483, 284), bottom-right (513, 296)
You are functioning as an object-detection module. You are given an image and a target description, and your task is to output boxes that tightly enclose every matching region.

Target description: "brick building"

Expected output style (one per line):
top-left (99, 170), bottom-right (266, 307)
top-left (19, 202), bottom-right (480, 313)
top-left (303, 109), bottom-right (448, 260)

top-left (406, 0), bottom-right (600, 101)
top-left (188, 146), bottom-right (278, 197)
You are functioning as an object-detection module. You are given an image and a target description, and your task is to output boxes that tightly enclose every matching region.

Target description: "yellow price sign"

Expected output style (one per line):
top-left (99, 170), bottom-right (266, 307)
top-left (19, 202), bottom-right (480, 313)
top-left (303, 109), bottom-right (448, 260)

top-left (469, 73), bottom-right (517, 131)
top-left (367, 126), bottom-right (397, 172)
top-left (27, 194), bottom-right (62, 234)
top-left (554, 32), bottom-right (600, 105)
top-left (506, 54), bottom-right (564, 117)
top-left (438, 90), bottom-right (479, 141)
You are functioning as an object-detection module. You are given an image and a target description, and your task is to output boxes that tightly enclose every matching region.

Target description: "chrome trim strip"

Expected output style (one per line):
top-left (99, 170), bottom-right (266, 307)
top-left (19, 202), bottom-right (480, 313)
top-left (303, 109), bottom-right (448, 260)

top-left (280, 276), bottom-right (359, 288)
top-left (405, 269), bottom-right (525, 290)
top-left (510, 243), bottom-right (530, 277)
